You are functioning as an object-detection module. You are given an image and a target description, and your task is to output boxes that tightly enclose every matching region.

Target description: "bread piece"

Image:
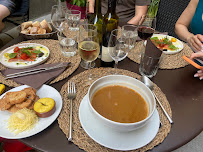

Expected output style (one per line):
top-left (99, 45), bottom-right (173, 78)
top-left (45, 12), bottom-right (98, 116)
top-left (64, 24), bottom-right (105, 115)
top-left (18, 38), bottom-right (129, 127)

top-left (38, 28), bottom-right (46, 34)
top-left (21, 21), bottom-right (32, 30)
top-left (30, 27), bottom-right (38, 34)
top-left (32, 21), bottom-right (41, 28)
top-left (40, 19), bottom-right (52, 33)
top-left (21, 29), bottom-right (29, 34)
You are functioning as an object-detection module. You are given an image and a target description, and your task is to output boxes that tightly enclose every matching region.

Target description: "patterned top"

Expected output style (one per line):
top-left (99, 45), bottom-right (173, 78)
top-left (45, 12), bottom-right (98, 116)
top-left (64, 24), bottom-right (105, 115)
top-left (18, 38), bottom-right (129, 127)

top-left (190, 0), bottom-right (203, 35)
top-left (101, 0), bottom-right (151, 23)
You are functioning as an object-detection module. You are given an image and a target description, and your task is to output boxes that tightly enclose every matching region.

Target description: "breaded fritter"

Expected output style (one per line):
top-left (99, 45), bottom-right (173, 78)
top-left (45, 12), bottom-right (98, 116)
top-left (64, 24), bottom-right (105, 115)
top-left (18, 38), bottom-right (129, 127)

top-left (0, 96), bottom-right (13, 110)
top-left (7, 105), bottom-right (21, 113)
top-left (28, 95), bottom-right (39, 110)
top-left (6, 91), bottom-right (27, 104)
top-left (15, 88), bottom-right (36, 109)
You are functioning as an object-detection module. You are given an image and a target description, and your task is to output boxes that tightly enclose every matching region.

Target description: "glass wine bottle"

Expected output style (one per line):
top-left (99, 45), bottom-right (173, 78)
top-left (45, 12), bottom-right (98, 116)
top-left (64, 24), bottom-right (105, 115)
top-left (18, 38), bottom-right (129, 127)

top-left (88, 0), bottom-right (103, 45)
top-left (101, 0), bottom-right (119, 67)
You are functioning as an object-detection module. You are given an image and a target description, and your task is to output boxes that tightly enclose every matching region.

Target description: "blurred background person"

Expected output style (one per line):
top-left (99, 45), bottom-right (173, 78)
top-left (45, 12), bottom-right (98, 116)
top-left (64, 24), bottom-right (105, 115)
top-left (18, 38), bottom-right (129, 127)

top-left (0, 0), bottom-right (17, 32)
top-left (175, 0), bottom-right (203, 52)
top-left (88, 0), bottom-right (151, 24)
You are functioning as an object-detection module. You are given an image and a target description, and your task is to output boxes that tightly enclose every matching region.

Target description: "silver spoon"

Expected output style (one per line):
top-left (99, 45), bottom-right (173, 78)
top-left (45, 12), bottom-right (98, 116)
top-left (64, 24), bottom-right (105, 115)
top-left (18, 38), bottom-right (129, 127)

top-left (141, 75), bottom-right (173, 124)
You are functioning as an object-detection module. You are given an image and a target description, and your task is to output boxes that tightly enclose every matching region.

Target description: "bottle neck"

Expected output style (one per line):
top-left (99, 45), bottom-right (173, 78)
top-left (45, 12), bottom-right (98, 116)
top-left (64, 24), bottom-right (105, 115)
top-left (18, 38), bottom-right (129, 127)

top-left (94, 0), bottom-right (102, 14)
top-left (107, 0), bottom-right (117, 13)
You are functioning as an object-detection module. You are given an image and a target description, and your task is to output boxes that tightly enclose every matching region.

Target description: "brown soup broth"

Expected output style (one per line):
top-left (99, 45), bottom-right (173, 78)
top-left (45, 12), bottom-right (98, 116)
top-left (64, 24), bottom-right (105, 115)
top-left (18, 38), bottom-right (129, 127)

top-left (91, 85), bottom-right (148, 123)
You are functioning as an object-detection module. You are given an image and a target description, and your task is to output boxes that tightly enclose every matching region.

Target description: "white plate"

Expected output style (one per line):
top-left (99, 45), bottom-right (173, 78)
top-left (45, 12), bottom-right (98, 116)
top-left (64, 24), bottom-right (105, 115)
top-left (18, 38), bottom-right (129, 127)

top-left (79, 95), bottom-right (160, 151)
top-left (0, 43), bottom-right (50, 69)
top-left (0, 84), bottom-right (62, 139)
top-left (144, 34), bottom-right (184, 54)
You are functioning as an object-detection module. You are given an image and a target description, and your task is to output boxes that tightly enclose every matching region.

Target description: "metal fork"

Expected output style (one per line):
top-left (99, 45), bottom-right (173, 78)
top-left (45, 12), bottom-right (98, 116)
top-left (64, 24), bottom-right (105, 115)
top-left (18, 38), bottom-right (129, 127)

top-left (67, 81), bottom-right (76, 142)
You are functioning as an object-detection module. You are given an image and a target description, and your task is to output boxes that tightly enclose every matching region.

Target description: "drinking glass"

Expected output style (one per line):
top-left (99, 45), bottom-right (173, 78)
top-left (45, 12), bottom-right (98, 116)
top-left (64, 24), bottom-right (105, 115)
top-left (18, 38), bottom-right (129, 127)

top-left (66, 10), bottom-right (81, 31)
top-left (108, 29), bottom-right (130, 74)
top-left (139, 51), bottom-right (162, 78)
top-left (122, 25), bottom-right (138, 50)
top-left (137, 15), bottom-right (156, 40)
top-left (51, 5), bottom-right (67, 31)
top-left (79, 1), bottom-right (96, 69)
top-left (57, 31), bottom-right (77, 57)
top-left (78, 24), bottom-right (100, 80)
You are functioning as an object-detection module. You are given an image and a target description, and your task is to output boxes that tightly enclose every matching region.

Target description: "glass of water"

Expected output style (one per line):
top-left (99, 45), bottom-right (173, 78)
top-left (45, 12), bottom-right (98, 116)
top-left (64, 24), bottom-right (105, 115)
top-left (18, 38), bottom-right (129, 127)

top-left (51, 5), bottom-right (67, 31)
top-left (122, 25), bottom-right (138, 50)
top-left (66, 10), bottom-right (81, 31)
top-left (57, 31), bottom-right (77, 57)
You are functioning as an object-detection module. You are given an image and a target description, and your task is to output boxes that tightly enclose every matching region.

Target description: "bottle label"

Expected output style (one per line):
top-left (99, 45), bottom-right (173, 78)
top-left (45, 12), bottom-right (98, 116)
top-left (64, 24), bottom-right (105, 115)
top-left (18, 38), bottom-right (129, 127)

top-left (101, 46), bottom-right (114, 62)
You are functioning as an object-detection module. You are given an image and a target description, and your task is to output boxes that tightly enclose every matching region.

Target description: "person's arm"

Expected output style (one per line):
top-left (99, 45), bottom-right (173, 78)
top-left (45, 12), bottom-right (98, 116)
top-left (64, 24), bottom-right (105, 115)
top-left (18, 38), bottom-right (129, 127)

top-left (175, 0), bottom-right (203, 51)
top-left (87, 0), bottom-right (94, 13)
top-left (190, 51), bottom-right (203, 80)
top-left (127, 5), bottom-right (148, 25)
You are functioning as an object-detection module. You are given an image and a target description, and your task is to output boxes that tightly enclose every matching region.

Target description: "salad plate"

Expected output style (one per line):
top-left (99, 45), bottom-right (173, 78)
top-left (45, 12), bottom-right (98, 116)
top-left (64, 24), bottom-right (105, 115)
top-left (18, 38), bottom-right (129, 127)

top-left (0, 43), bottom-right (50, 69)
top-left (0, 84), bottom-right (62, 139)
top-left (144, 34), bottom-right (184, 54)
top-left (79, 95), bottom-right (160, 151)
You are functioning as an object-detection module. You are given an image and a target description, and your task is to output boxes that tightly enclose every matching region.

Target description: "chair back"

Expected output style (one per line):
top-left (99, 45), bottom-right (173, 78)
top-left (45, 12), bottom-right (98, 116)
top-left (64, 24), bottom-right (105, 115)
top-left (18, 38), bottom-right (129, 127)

top-left (156, 0), bottom-right (190, 38)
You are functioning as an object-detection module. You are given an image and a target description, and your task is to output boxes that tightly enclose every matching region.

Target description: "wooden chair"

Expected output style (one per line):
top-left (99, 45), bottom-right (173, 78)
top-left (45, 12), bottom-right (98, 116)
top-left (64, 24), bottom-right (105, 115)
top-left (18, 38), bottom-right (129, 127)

top-left (155, 0), bottom-right (190, 38)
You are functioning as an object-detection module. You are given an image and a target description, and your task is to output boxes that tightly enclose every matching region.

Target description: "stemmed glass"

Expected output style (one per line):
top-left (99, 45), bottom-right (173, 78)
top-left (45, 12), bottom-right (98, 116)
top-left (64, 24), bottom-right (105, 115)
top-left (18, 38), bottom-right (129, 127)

top-left (78, 24), bottom-right (100, 81)
top-left (80, 1), bottom-right (96, 69)
top-left (137, 14), bottom-right (156, 41)
top-left (108, 29), bottom-right (130, 74)
top-left (51, 5), bottom-right (67, 31)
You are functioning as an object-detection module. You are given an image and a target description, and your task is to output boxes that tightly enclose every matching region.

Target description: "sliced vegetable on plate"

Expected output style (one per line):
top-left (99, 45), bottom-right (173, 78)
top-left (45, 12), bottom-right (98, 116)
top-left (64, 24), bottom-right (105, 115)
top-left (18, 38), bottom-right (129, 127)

top-left (0, 43), bottom-right (50, 69)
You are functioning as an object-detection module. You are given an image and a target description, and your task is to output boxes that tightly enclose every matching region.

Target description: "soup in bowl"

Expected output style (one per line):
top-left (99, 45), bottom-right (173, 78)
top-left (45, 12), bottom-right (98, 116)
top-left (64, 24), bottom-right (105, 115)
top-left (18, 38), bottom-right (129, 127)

top-left (87, 75), bottom-right (156, 132)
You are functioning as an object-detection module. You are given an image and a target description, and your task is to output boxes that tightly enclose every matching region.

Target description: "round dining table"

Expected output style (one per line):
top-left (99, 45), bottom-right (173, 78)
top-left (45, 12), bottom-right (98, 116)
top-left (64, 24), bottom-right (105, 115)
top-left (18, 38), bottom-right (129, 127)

top-left (1, 35), bottom-right (203, 152)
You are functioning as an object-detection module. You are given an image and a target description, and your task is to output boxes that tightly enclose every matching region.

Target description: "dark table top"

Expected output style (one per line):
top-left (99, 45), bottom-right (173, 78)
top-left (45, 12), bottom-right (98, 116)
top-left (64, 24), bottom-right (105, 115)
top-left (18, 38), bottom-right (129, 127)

top-left (1, 35), bottom-right (203, 152)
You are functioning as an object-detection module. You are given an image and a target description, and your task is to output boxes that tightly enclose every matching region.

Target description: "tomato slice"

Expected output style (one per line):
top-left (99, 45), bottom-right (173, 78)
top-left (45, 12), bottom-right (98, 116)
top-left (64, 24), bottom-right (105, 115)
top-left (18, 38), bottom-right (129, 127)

top-left (14, 47), bottom-right (20, 53)
top-left (20, 53), bottom-right (29, 60)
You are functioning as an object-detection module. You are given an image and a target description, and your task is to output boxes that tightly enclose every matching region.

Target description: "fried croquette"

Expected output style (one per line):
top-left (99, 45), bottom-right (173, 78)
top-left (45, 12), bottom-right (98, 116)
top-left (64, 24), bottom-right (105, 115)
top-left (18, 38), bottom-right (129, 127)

top-left (7, 105), bottom-right (21, 113)
top-left (0, 96), bottom-right (13, 110)
top-left (15, 88), bottom-right (36, 109)
top-left (6, 91), bottom-right (27, 104)
top-left (28, 95), bottom-right (40, 110)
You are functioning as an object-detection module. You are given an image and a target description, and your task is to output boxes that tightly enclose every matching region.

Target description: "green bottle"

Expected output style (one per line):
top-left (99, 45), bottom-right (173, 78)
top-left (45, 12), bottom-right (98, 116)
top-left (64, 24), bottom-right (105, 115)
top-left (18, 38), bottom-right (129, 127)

top-left (88, 0), bottom-right (103, 45)
top-left (101, 0), bottom-right (119, 67)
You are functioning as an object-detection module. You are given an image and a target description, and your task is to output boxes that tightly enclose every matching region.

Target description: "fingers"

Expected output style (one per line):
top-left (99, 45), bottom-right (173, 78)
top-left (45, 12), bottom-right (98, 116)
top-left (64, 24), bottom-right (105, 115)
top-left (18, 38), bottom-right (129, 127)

top-left (188, 34), bottom-right (203, 51)
top-left (194, 70), bottom-right (203, 80)
top-left (190, 51), bottom-right (203, 59)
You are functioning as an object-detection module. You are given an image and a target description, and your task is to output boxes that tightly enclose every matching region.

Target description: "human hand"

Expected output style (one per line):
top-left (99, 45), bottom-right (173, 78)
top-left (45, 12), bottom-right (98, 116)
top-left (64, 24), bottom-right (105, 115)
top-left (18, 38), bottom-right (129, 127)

top-left (87, 0), bottom-right (94, 13)
top-left (187, 34), bottom-right (203, 51)
top-left (190, 51), bottom-right (203, 80)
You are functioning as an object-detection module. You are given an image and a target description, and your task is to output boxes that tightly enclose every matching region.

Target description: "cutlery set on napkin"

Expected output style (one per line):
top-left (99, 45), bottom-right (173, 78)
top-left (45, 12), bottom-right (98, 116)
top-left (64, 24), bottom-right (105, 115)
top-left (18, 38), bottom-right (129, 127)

top-left (1, 62), bottom-right (70, 89)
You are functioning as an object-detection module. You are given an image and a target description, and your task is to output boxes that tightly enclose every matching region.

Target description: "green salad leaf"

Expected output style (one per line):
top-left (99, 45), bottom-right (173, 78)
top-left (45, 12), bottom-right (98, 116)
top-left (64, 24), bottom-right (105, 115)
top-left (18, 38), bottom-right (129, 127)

top-left (9, 53), bottom-right (17, 59)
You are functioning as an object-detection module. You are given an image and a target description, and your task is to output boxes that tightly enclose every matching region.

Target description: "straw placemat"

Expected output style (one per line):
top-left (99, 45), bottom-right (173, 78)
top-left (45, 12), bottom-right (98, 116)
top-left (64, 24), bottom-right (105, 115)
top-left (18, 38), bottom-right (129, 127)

top-left (128, 41), bottom-right (193, 69)
top-left (58, 68), bottom-right (172, 152)
top-left (0, 39), bottom-right (81, 87)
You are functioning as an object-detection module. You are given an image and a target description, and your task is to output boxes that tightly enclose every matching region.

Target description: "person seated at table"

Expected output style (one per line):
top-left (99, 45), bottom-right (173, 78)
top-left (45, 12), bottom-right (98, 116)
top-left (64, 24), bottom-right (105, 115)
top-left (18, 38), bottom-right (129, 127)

top-left (88, 0), bottom-right (151, 25)
top-left (175, 0), bottom-right (203, 52)
top-left (190, 51), bottom-right (203, 80)
top-left (0, 0), bottom-right (16, 32)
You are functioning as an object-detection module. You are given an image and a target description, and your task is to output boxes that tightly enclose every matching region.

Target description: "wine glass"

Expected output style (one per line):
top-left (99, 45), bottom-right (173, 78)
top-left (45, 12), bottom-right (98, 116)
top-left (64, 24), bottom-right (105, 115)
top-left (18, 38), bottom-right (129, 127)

top-left (108, 29), bottom-right (130, 74)
top-left (79, 1), bottom-right (96, 69)
top-left (137, 14), bottom-right (156, 40)
top-left (51, 5), bottom-right (67, 31)
top-left (78, 24), bottom-right (100, 81)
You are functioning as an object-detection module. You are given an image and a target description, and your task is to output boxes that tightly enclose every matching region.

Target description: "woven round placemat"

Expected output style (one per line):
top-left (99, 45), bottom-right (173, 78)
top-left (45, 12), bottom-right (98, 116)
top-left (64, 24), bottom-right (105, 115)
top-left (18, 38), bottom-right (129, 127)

top-left (58, 68), bottom-right (172, 152)
top-left (128, 41), bottom-right (193, 69)
top-left (0, 39), bottom-right (81, 87)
